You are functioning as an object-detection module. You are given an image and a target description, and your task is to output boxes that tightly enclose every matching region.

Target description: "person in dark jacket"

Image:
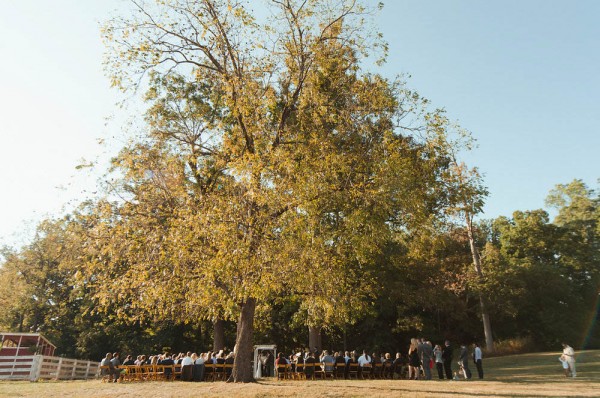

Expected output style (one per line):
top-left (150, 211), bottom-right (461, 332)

top-left (442, 340), bottom-right (453, 380)
top-left (159, 352), bottom-right (174, 379)
top-left (304, 352), bottom-right (316, 379)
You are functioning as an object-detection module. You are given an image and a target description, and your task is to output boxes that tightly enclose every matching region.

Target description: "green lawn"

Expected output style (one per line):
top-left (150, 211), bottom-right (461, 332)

top-left (1, 350), bottom-right (598, 397)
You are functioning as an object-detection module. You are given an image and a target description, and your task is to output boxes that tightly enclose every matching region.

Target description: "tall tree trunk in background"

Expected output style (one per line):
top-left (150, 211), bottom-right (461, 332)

top-left (308, 326), bottom-right (322, 353)
top-left (466, 214), bottom-right (494, 352)
top-left (232, 298), bottom-right (256, 382)
top-left (213, 319), bottom-right (225, 352)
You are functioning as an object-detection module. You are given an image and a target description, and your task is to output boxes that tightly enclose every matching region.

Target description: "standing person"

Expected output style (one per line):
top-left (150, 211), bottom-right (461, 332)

top-left (459, 343), bottom-right (472, 379)
top-left (421, 341), bottom-right (433, 380)
top-left (562, 343), bottom-right (576, 377)
top-left (265, 351), bottom-right (274, 377)
top-left (408, 338), bottom-right (421, 380)
top-left (255, 351), bottom-right (262, 379)
top-left (259, 350), bottom-right (268, 376)
top-left (433, 344), bottom-right (444, 379)
top-left (442, 340), bottom-right (453, 380)
top-left (473, 343), bottom-right (484, 379)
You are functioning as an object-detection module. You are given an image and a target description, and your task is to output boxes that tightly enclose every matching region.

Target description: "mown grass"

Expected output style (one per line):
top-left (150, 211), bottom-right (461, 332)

top-left (1, 350), bottom-right (598, 397)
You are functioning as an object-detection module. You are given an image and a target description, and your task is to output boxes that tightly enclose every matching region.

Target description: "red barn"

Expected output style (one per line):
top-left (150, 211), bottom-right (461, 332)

top-left (0, 333), bottom-right (56, 357)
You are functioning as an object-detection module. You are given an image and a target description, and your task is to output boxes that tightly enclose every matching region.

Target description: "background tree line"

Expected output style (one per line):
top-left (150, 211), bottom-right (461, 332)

top-left (0, 0), bottom-right (598, 382)
top-left (1, 180), bottom-right (597, 361)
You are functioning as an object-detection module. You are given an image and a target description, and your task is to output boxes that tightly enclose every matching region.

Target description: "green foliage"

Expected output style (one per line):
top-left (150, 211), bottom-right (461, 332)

top-left (478, 182), bottom-right (600, 348)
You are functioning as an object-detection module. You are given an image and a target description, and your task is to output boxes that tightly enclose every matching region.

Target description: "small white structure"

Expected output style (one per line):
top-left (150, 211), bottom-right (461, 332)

top-left (253, 344), bottom-right (276, 378)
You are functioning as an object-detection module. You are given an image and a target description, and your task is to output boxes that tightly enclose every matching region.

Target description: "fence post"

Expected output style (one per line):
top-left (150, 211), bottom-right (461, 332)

top-left (85, 361), bottom-right (91, 379)
top-left (29, 355), bottom-right (42, 382)
top-left (71, 360), bottom-right (77, 379)
top-left (56, 357), bottom-right (63, 380)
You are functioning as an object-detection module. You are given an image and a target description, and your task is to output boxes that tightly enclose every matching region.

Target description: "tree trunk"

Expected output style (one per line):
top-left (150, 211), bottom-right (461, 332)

top-left (231, 298), bottom-right (256, 382)
top-left (308, 325), bottom-right (322, 353)
top-left (213, 319), bottom-right (225, 352)
top-left (466, 214), bottom-right (494, 352)
top-left (18, 313), bottom-right (24, 333)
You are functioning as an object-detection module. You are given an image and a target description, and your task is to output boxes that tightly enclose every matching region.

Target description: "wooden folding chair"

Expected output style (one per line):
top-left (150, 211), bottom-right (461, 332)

top-left (203, 363), bottom-right (215, 381)
top-left (120, 365), bottom-right (138, 382)
top-left (361, 363), bottom-right (373, 379)
top-left (313, 362), bottom-right (325, 380)
top-left (323, 361), bottom-right (335, 379)
top-left (348, 362), bottom-right (359, 379)
top-left (334, 362), bottom-right (346, 379)
top-left (154, 365), bottom-right (168, 381)
top-left (139, 364), bottom-right (154, 381)
top-left (212, 363), bottom-right (226, 381)
top-left (276, 364), bottom-right (287, 380)
top-left (304, 361), bottom-right (316, 380)
top-left (383, 362), bottom-right (393, 379)
top-left (131, 365), bottom-right (145, 382)
top-left (294, 362), bottom-right (306, 380)
top-left (373, 362), bottom-right (383, 379)
top-left (99, 365), bottom-right (112, 382)
top-left (224, 363), bottom-right (234, 381)
top-left (174, 364), bottom-right (182, 380)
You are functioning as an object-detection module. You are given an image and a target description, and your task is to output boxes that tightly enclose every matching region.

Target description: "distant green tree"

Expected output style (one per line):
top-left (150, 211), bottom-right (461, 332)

top-left (484, 191), bottom-right (599, 348)
top-left (0, 219), bottom-right (88, 357)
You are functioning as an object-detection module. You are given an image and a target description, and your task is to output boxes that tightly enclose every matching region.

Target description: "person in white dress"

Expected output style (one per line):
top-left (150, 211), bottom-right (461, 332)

top-left (562, 343), bottom-right (576, 377)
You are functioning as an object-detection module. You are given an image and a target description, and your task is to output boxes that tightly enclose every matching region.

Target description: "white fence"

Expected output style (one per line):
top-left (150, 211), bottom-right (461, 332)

top-left (0, 355), bottom-right (97, 381)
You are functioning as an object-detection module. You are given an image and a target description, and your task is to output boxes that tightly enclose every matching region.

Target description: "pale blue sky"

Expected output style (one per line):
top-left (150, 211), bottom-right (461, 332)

top-left (379, 0), bottom-right (599, 216)
top-left (0, 0), bottom-right (598, 247)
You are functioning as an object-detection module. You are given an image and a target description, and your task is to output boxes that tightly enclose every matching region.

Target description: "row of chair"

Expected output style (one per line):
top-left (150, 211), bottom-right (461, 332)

top-left (276, 361), bottom-right (400, 380)
top-left (99, 363), bottom-right (233, 382)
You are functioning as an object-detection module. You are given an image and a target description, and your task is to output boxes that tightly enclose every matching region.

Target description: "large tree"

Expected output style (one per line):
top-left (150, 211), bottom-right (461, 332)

top-left (96, 0), bottom-right (467, 381)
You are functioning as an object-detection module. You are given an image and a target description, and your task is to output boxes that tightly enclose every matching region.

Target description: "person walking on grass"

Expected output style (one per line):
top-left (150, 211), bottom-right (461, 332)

top-left (562, 343), bottom-right (576, 377)
top-left (459, 343), bottom-right (471, 380)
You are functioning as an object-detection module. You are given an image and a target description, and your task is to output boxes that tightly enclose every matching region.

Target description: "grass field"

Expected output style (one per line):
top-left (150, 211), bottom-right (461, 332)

top-left (1, 350), bottom-right (598, 397)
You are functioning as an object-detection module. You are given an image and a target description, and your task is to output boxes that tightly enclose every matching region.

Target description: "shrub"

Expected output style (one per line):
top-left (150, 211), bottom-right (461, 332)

top-left (485, 336), bottom-right (536, 357)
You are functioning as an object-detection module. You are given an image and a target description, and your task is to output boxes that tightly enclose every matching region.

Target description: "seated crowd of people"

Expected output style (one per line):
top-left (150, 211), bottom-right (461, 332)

top-left (272, 338), bottom-right (476, 381)
top-left (100, 338), bottom-right (479, 382)
top-left (270, 348), bottom-right (408, 380)
top-left (99, 349), bottom-right (235, 382)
